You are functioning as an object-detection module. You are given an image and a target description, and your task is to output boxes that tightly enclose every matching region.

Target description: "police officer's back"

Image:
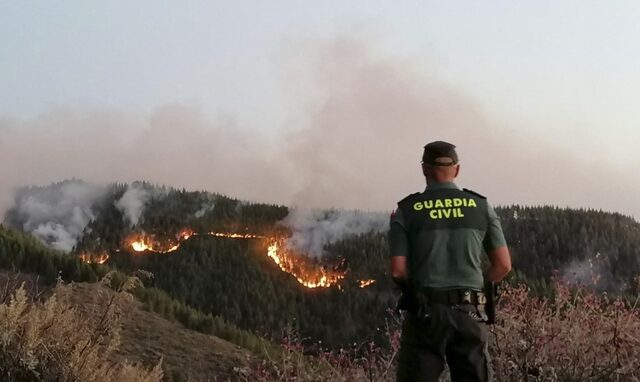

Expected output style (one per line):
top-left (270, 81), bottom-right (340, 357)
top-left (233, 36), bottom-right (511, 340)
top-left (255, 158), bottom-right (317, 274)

top-left (390, 141), bottom-right (511, 382)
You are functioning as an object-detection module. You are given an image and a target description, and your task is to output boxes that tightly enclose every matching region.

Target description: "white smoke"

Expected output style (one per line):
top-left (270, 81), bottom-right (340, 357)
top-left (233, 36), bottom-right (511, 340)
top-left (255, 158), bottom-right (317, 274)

top-left (5, 180), bottom-right (106, 252)
top-left (31, 223), bottom-right (77, 252)
top-left (562, 252), bottom-right (619, 292)
top-left (114, 183), bottom-right (152, 227)
top-left (194, 202), bottom-right (215, 218)
top-left (283, 208), bottom-right (388, 256)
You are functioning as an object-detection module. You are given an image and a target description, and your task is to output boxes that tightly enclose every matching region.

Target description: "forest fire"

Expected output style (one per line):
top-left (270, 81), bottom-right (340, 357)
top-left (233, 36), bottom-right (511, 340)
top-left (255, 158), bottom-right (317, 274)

top-left (129, 234), bottom-right (179, 253)
top-left (128, 229), bottom-right (194, 253)
top-left (208, 232), bottom-right (263, 239)
top-left (79, 252), bottom-right (110, 265)
top-left (127, 231), bottom-right (263, 253)
top-left (359, 279), bottom-right (376, 288)
top-left (267, 241), bottom-right (345, 288)
top-left (119, 229), bottom-right (374, 289)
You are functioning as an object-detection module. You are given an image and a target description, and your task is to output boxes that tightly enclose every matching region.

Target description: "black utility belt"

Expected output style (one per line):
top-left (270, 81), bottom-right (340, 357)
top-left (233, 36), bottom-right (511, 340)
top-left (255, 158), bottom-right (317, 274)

top-left (416, 288), bottom-right (487, 306)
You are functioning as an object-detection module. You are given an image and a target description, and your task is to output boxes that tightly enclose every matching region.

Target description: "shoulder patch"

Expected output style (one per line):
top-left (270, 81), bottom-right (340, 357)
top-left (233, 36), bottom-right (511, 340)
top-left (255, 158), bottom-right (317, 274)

top-left (398, 192), bottom-right (421, 204)
top-left (463, 188), bottom-right (487, 199)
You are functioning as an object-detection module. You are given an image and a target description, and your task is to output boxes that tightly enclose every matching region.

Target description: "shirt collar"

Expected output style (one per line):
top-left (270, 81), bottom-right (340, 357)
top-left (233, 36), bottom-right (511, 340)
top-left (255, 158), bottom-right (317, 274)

top-left (425, 181), bottom-right (460, 191)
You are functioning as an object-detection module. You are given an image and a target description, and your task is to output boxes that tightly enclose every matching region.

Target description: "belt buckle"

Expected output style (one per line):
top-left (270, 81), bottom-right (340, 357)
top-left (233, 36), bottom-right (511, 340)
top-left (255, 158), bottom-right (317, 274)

top-left (462, 290), bottom-right (472, 304)
top-left (477, 292), bottom-right (487, 305)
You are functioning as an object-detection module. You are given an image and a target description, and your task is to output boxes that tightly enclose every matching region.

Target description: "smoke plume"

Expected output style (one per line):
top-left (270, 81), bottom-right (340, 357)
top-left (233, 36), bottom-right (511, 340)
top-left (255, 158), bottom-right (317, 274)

top-left (1, 36), bottom-right (638, 224)
top-left (194, 202), bottom-right (215, 218)
top-left (114, 183), bottom-right (152, 227)
top-left (283, 208), bottom-right (388, 256)
top-left (3, 180), bottom-right (106, 252)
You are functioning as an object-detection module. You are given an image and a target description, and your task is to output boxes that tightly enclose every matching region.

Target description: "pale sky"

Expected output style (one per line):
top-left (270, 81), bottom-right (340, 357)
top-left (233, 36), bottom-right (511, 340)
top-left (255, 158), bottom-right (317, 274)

top-left (1, 1), bottom-right (639, 217)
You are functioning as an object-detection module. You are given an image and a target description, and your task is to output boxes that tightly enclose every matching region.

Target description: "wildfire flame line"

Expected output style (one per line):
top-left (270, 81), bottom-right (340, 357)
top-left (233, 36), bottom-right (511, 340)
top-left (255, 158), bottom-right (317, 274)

top-left (207, 232), bottom-right (263, 239)
top-left (82, 229), bottom-right (376, 289)
top-left (359, 279), bottom-right (376, 288)
top-left (267, 241), bottom-right (345, 288)
top-left (79, 252), bottom-right (109, 265)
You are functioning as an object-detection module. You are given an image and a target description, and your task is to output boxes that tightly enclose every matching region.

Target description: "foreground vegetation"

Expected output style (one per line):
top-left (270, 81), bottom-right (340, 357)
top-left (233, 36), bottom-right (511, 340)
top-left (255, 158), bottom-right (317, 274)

top-left (0, 275), bottom-right (163, 382)
top-left (245, 281), bottom-right (640, 382)
top-left (2, 273), bottom-right (637, 381)
top-left (492, 280), bottom-right (640, 381)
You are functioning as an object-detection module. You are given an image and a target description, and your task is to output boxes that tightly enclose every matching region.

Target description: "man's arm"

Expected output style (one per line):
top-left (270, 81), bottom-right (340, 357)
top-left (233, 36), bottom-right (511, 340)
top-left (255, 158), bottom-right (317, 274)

top-left (389, 213), bottom-right (415, 313)
top-left (484, 203), bottom-right (512, 283)
top-left (389, 209), bottom-right (410, 289)
top-left (390, 255), bottom-right (408, 286)
top-left (486, 245), bottom-right (511, 283)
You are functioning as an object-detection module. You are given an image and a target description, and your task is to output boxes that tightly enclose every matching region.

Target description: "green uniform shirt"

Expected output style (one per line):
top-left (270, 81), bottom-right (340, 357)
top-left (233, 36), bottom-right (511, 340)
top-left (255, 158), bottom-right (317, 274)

top-left (389, 182), bottom-right (506, 291)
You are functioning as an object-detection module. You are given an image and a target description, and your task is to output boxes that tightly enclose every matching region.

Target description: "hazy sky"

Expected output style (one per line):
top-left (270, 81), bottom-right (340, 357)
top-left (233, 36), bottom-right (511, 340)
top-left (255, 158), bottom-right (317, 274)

top-left (1, 1), bottom-right (639, 218)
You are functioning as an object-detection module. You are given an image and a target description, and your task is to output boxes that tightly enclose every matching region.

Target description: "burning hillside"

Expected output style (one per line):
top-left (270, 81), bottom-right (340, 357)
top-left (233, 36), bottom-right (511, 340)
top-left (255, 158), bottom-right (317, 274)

top-left (267, 240), bottom-right (345, 288)
top-left (83, 228), bottom-right (374, 289)
top-left (79, 251), bottom-right (110, 265)
top-left (126, 229), bottom-right (195, 253)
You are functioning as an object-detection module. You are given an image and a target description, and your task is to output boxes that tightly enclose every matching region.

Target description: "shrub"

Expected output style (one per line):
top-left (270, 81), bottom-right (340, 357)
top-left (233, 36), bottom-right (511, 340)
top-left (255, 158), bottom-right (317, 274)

top-left (241, 319), bottom-right (401, 382)
top-left (0, 274), bottom-right (163, 382)
top-left (491, 280), bottom-right (640, 381)
top-left (244, 281), bottom-right (640, 382)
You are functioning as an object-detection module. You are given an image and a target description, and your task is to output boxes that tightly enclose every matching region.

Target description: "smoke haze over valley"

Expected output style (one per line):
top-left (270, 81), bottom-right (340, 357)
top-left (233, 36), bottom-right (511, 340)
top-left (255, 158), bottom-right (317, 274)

top-left (1, 37), bottom-right (638, 220)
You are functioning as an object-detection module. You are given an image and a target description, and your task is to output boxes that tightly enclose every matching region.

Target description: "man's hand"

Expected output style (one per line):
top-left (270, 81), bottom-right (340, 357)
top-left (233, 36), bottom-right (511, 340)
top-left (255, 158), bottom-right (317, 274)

top-left (390, 256), bottom-right (417, 314)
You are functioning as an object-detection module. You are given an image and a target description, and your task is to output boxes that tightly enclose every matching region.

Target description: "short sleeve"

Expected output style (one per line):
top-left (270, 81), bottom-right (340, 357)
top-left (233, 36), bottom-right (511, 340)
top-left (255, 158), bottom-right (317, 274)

top-left (390, 206), bottom-right (406, 229)
top-left (483, 203), bottom-right (507, 252)
top-left (389, 207), bottom-right (409, 257)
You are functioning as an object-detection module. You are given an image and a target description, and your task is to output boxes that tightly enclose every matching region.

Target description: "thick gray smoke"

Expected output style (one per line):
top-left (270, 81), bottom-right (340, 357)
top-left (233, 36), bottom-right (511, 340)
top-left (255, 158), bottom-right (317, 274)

top-left (283, 208), bottom-right (388, 256)
top-left (114, 183), bottom-right (152, 227)
top-left (1, 36), bottom-right (638, 225)
top-left (4, 180), bottom-right (106, 252)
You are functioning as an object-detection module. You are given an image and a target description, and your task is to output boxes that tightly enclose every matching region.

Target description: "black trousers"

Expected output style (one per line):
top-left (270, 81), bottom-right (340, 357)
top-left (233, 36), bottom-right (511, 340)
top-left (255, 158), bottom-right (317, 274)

top-left (396, 303), bottom-right (491, 382)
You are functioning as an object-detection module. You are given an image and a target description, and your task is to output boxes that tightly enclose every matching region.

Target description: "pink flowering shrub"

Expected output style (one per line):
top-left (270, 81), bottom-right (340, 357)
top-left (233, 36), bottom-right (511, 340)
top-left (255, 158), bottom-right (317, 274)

top-left (242, 317), bottom-right (402, 382)
top-left (492, 280), bottom-right (640, 381)
top-left (244, 281), bottom-right (640, 382)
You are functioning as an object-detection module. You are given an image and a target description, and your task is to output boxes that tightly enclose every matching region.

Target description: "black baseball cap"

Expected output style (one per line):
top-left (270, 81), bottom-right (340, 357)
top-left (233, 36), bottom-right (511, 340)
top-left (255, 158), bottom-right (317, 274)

top-left (422, 141), bottom-right (459, 166)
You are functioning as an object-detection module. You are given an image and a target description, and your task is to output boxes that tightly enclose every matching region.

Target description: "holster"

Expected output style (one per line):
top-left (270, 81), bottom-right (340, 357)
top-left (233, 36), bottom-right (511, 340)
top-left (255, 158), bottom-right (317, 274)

top-left (484, 281), bottom-right (498, 325)
top-left (396, 285), bottom-right (418, 316)
top-left (396, 293), bottom-right (414, 313)
top-left (414, 291), bottom-right (432, 321)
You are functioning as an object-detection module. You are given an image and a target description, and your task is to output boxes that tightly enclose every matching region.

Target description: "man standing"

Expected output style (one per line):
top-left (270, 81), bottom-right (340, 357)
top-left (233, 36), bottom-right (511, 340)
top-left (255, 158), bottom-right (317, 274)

top-left (390, 141), bottom-right (511, 382)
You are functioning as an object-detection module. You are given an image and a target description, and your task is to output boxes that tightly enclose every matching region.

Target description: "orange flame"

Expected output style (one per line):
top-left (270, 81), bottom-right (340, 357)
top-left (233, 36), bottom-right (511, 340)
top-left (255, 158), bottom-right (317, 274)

top-left (127, 230), bottom-right (263, 253)
top-left (178, 228), bottom-right (195, 240)
top-left (122, 229), bottom-right (373, 289)
top-left (128, 229), bottom-right (194, 254)
top-left (208, 232), bottom-right (263, 239)
top-left (79, 252), bottom-right (110, 265)
top-left (358, 279), bottom-right (376, 288)
top-left (267, 241), bottom-right (344, 288)
top-left (131, 239), bottom-right (152, 252)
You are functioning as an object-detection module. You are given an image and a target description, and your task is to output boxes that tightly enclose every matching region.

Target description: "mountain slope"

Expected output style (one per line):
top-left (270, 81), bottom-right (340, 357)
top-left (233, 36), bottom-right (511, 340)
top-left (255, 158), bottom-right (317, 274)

top-left (68, 282), bottom-right (253, 382)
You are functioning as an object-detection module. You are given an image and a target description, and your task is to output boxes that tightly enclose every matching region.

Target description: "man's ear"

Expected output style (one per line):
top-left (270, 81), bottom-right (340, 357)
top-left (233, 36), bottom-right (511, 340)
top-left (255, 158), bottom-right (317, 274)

top-left (421, 162), bottom-right (428, 177)
top-left (454, 164), bottom-right (460, 177)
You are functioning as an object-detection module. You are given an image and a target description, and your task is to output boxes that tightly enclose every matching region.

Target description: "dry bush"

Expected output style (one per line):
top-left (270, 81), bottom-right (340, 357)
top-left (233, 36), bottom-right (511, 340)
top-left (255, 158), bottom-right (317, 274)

top-left (0, 272), bottom-right (163, 382)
